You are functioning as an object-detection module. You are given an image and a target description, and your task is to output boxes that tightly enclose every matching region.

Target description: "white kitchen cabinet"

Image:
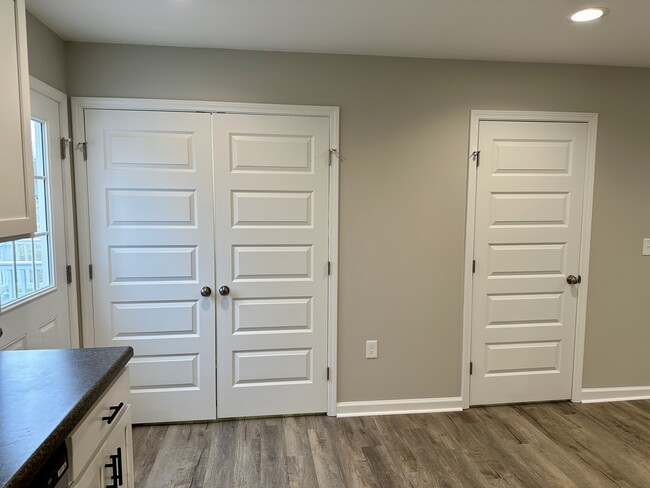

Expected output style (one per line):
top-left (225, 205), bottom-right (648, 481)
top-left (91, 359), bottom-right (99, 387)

top-left (0, 0), bottom-right (36, 239)
top-left (73, 405), bottom-right (133, 488)
top-left (68, 368), bottom-right (134, 488)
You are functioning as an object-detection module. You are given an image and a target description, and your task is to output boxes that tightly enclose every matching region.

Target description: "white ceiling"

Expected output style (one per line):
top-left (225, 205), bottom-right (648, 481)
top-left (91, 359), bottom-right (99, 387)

top-left (25, 0), bottom-right (650, 68)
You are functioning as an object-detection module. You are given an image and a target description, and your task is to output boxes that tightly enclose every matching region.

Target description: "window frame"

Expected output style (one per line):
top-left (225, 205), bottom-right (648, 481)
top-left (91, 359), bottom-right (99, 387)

top-left (0, 117), bottom-right (56, 310)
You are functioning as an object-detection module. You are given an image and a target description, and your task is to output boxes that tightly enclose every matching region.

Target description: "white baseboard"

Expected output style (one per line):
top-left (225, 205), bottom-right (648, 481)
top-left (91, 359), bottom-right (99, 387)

top-left (336, 396), bottom-right (463, 418)
top-left (581, 386), bottom-right (650, 403)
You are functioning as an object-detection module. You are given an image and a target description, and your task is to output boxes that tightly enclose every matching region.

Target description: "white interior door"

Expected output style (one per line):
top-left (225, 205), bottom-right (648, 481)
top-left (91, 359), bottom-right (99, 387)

top-left (0, 88), bottom-right (72, 350)
top-left (470, 120), bottom-right (588, 405)
top-left (84, 110), bottom-right (216, 423)
top-left (213, 114), bottom-right (330, 418)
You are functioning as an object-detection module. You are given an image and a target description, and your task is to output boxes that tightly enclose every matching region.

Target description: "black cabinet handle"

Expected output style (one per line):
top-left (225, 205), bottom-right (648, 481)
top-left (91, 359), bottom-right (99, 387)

top-left (116, 447), bottom-right (123, 486)
top-left (105, 447), bottom-right (123, 487)
top-left (102, 402), bottom-right (124, 425)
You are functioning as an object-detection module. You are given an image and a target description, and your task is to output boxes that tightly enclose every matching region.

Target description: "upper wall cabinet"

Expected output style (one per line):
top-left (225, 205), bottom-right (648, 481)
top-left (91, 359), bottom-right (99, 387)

top-left (0, 0), bottom-right (35, 239)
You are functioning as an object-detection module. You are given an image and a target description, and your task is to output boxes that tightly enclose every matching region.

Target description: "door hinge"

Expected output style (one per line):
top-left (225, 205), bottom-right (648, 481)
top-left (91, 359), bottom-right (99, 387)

top-left (77, 142), bottom-right (88, 161)
top-left (89, 264), bottom-right (93, 280)
top-left (470, 362), bottom-right (473, 375)
top-left (328, 149), bottom-right (342, 166)
top-left (66, 265), bottom-right (72, 284)
top-left (472, 259), bottom-right (476, 273)
top-left (60, 138), bottom-right (72, 160)
top-left (471, 151), bottom-right (480, 167)
top-left (327, 367), bottom-right (330, 381)
top-left (327, 261), bottom-right (331, 275)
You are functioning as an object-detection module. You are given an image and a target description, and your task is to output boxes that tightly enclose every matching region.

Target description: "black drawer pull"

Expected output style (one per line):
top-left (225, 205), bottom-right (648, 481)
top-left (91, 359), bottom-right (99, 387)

top-left (102, 402), bottom-right (124, 425)
top-left (116, 447), bottom-right (123, 486)
top-left (105, 447), bottom-right (123, 487)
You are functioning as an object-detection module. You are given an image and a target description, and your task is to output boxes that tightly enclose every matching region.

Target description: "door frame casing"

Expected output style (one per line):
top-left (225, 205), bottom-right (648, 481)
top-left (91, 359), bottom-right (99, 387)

top-left (71, 97), bottom-right (340, 416)
top-left (29, 77), bottom-right (80, 348)
top-left (461, 110), bottom-right (598, 408)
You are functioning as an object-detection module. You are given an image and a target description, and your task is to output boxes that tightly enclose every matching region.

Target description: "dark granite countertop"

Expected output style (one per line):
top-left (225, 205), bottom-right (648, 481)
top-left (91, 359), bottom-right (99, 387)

top-left (0, 347), bottom-right (133, 488)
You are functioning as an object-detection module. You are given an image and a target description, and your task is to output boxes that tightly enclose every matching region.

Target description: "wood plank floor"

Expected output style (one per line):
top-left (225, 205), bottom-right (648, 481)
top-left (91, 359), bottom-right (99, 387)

top-left (132, 400), bottom-right (650, 487)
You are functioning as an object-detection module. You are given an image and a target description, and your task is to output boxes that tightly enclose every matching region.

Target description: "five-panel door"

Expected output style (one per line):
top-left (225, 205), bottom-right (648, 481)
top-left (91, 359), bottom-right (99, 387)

top-left (213, 114), bottom-right (330, 418)
top-left (85, 110), bottom-right (216, 423)
top-left (470, 120), bottom-right (588, 405)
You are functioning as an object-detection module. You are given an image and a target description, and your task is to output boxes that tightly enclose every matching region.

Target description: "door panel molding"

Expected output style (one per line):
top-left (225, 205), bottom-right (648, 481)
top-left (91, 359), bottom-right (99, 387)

top-left (462, 110), bottom-right (598, 408)
top-left (71, 97), bottom-right (340, 417)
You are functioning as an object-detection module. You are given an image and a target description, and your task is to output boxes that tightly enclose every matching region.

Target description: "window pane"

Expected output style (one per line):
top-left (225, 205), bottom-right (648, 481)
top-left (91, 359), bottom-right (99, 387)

top-left (34, 235), bottom-right (52, 290)
top-left (34, 178), bottom-right (48, 233)
top-left (15, 238), bottom-right (35, 300)
top-left (0, 242), bottom-right (16, 307)
top-left (31, 120), bottom-right (46, 177)
top-left (15, 238), bottom-right (32, 261)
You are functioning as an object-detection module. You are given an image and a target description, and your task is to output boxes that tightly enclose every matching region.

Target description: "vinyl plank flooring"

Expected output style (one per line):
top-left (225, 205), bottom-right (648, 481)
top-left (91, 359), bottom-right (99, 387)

top-left (307, 416), bottom-right (347, 487)
top-left (516, 403), bottom-right (650, 488)
top-left (232, 419), bottom-right (263, 488)
top-left (283, 417), bottom-right (320, 488)
top-left (131, 424), bottom-right (168, 488)
top-left (261, 420), bottom-right (289, 488)
top-left (141, 424), bottom-right (207, 488)
top-left (133, 400), bottom-right (650, 487)
top-left (191, 421), bottom-right (237, 487)
top-left (327, 417), bottom-right (377, 488)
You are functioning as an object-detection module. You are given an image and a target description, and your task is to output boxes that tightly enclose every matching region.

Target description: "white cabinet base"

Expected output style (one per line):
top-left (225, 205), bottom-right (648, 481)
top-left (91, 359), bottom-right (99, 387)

top-left (68, 367), bottom-right (134, 488)
top-left (73, 405), bottom-right (133, 488)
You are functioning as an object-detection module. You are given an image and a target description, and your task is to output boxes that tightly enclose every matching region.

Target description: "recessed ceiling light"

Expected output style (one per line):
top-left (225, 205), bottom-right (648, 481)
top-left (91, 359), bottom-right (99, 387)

top-left (571, 8), bottom-right (608, 22)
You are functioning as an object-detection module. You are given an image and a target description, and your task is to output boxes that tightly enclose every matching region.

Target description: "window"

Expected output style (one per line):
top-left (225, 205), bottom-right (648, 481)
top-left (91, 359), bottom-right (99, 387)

top-left (0, 119), bottom-right (53, 308)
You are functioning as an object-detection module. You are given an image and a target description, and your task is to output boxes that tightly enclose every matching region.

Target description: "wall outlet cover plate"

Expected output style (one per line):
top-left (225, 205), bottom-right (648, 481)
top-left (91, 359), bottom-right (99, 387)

top-left (365, 340), bottom-right (378, 359)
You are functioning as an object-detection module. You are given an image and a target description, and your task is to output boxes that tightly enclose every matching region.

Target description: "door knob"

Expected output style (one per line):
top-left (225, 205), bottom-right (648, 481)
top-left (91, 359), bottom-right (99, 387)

top-left (200, 286), bottom-right (212, 297)
top-left (218, 285), bottom-right (230, 296)
top-left (566, 275), bottom-right (582, 285)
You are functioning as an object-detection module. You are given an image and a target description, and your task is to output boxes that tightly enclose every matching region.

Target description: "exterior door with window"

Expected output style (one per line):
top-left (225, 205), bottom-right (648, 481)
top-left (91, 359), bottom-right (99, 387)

top-left (0, 87), bottom-right (73, 350)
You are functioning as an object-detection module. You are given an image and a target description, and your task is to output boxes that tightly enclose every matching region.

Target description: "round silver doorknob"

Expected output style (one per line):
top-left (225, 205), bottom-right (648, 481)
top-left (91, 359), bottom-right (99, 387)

top-left (566, 275), bottom-right (582, 285)
top-left (218, 285), bottom-right (230, 296)
top-left (200, 286), bottom-right (212, 297)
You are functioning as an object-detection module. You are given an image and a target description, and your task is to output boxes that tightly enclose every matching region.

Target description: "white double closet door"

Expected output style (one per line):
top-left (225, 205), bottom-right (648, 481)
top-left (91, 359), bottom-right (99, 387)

top-left (84, 109), bottom-right (330, 422)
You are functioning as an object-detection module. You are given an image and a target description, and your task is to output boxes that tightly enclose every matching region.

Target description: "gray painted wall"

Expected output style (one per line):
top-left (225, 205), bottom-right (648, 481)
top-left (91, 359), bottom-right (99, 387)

top-left (28, 35), bottom-right (650, 402)
top-left (25, 12), bottom-right (66, 93)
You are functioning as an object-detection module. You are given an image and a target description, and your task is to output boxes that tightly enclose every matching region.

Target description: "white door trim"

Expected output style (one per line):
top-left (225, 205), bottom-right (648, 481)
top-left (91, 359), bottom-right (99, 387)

top-left (71, 97), bottom-right (340, 416)
top-left (29, 77), bottom-right (80, 348)
top-left (461, 110), bottom-right (598, 408)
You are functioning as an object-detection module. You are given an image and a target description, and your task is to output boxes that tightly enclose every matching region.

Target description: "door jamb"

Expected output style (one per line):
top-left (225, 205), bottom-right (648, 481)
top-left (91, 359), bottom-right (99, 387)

top-left (71, 97), bottom-right (340, 416)
top-left (461, 110), bottom-right (598, 408)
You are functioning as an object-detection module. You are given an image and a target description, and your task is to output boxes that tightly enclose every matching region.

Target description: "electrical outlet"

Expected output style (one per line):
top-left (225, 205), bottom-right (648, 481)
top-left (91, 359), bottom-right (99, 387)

top-left (366, 340), bottom-right (378, 359)
top-left (643, 238), bottom-right (650, 256)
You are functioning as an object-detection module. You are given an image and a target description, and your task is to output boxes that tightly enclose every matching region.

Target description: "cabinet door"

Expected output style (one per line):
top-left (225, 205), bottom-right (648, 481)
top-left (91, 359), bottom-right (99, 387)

top-left (72, 405), bottom-right (134, 488)
top-left (100, 406), bottom-right (133, 488)
top-left (73, 461), bottom-right (103, 488)
top-left (0, 0), bottom-right (35, 239)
